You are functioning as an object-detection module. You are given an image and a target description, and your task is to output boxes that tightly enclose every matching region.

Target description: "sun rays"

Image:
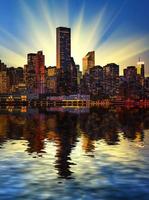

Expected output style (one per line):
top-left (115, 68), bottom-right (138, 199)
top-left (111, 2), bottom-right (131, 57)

top-left (0, 0), bottom-right (148, 75)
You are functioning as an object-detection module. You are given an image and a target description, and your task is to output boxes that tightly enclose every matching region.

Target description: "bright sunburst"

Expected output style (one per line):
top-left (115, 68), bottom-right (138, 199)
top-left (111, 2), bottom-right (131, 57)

top-left (0, 0), bottom-right (148, 75)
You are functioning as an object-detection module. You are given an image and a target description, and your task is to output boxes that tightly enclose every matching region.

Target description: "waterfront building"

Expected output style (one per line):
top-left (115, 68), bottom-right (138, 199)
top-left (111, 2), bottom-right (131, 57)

top-left (0, 71), bottom-right (9, 94)
top-left (6, 67), bottom-right (24, 93)
top-left (25, 51), bottom-right (45, 95)
top-left (24, 53), bottom-right (36, 94)
top-left (14, 83), bottom-right (27, 94)
top-left (46, 66), bottom-right (58, 94)
top-left (103, 63), bottom-right (119, 97)
top-left (123, 66), bottom-right (145, 99)
top-left (35, 51), bottom-right (46, 94)
top-left (124, 66), bottom-right (137, 80)
top-left (7, 67), bottom-right (16, 92)
top-left (89, 65), bottom-right (104, 99)
top-left (121, 66), bottom-right (137, 98)
top-left (80, 65), bottom-right (104, 99)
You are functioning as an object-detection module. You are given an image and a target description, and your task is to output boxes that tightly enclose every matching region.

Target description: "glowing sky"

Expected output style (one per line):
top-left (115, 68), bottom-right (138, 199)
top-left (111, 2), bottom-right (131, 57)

top-left (0, 0), bottom-right (149, 75)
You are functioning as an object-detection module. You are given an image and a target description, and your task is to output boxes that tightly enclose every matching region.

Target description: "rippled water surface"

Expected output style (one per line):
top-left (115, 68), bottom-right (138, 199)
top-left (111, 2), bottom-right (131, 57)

top-left (0, 107), bottom-right (149, 200)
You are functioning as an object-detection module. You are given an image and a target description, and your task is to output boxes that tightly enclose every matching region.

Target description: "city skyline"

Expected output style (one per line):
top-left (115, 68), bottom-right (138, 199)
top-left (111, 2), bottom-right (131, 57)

top-left (0, 0), bottom-right (149, 75)
top-left (0, 25), bottom-right (148, 99)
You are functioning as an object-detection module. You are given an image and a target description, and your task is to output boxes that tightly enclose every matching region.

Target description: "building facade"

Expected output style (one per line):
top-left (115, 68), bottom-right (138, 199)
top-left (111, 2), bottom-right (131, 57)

top-left (56, 27), bottom-right (71, 69)
top-left (25, 51), bottom-right (45, 95)
top-left (35, 51), bottom-right (45, 94)
top-left (103, 63), bottom-right (119, 97)
top-left (46, 66), bottom-right (57, 94)
top-left (89, 65), bottom-right (104, 99)
top-left (0, 71), bottom-right (9, 94)
top-left (137, 59), bottom-right (144, 77)
top-left (82, 51), bottom-right (95, 75)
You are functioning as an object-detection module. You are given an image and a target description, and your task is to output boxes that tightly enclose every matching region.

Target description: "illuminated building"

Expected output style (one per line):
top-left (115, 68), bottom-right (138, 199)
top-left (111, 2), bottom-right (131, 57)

top-left (122, 65), bottom-right (146, 99)
top-left (137, 58), bottom-right (144, 77)
top-left (56, 27), bottom-right (78, 95)
top-left (56, 27), bottom-right (71, 69)
top-left (80, 65), bottom-right (103, 98)
top-left (0, 61), bottom-right (9, 94)
top-left (124, 66), bottom-right (137, 80)
top-left (57, 57), bottom-right (78, 95)
top-left (25, 53), bottom-right (36, 94)
top-left (15, 83), bottom-right (27, 94)
top-left (82, 51), bottom-right (95, 75)
top-left (46, 66), bottom-right (57, 94)
top-left (123, 66), bottom-right (137, 98)
top-left (35, 51), bottom-right (45, 94)
top-left (6, 67), bottom-right (24, 93)
top-left (6, 69), bottom-right (13, 93)
top-left (25, 51), bottom-right (45, 95)
top-left (0, 71), bottom-right (9, 94)
top-left (47, 66), bottom-right (57, 76)
top-left (103, 63), bottom-right (119, 97)
top-left (89, 65), bottom-right (103, 99)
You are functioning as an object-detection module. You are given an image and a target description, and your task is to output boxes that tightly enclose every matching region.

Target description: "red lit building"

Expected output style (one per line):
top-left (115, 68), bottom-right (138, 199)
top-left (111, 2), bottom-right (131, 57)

top-left (25, 51), bottom-right (45, 95)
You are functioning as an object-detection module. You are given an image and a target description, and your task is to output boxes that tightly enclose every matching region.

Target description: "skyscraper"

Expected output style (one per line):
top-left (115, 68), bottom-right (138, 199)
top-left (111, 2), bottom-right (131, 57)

top-left (0, 71), bottom-right (9, 94)
top-left (46, 66), bottom-right (58, 94)
top-left (25, 53), bottom-right (36, 94)
top-left (124, 66), bottom-right (137, 80)
top-left (82, 51), bottom-right (95, 75)
top-left (103, 63), bottom-right (119, 97)
top-left (89, 65), bottom-right (103, 99)
top-left (137, 58), bottom-right (144, 77)
top-left (123, 66), bottom-right (138, 98)
top-left (56, 27), bottom-right (71, 69)
top-left (35, 51), bottom-right (45, 94)
top-left (25, 51), bottom-right (45, 95)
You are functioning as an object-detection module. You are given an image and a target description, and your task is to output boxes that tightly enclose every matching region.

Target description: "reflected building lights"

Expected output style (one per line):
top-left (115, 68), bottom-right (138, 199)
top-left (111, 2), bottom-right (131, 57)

top-left (0, 108), bottom-right (148, 179)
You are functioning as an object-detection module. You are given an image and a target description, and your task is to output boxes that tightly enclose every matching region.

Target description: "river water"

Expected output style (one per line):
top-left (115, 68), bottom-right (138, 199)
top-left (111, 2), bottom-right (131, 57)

top-left (0, 107), bottom-right (149, 200)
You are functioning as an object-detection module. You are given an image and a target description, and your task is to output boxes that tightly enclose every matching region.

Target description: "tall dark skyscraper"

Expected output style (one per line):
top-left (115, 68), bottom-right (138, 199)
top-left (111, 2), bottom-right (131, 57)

top-left (103, 63), bottom-right (119, 97)
top-left (56, 27), bottom-right (71, 69)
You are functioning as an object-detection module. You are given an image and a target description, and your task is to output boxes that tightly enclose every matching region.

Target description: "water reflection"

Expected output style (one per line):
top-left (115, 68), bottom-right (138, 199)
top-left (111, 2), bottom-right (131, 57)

top-left (47, 114), bottom-right (78, 178)
top-left (0, 107), bottom-right (149, 180)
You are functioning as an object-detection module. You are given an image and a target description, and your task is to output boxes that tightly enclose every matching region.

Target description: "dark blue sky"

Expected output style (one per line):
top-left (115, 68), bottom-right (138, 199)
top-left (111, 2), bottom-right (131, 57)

top-left (0, 0), bottom-right (148, 35)
top-left (0, 0), bottom-right (148, 74)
